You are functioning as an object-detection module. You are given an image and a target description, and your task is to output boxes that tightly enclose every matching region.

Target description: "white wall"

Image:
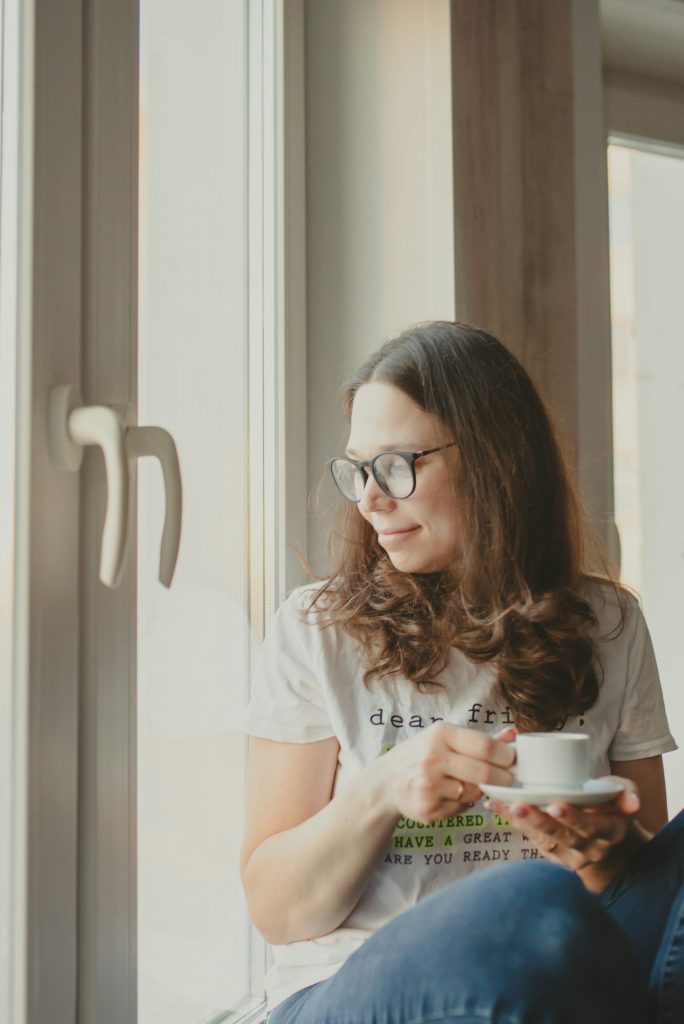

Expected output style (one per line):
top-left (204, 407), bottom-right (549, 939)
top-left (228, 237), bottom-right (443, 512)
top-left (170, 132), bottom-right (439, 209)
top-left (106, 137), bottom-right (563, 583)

top-left (304, 0), bottom-right (455, 574)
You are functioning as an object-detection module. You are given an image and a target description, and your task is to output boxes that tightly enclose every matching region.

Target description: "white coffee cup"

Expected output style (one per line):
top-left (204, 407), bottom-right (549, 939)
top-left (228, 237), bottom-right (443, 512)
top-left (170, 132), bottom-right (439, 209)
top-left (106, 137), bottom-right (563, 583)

top-left (511, 732), bottom-right (590, 791)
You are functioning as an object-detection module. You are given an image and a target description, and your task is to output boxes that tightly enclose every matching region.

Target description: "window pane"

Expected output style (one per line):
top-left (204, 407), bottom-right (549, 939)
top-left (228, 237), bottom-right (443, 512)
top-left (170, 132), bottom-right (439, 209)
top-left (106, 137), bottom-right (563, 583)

top-left (608, 141), bottom-right (684, 816)
top-left (137, 2), bottom-right (264, 1020)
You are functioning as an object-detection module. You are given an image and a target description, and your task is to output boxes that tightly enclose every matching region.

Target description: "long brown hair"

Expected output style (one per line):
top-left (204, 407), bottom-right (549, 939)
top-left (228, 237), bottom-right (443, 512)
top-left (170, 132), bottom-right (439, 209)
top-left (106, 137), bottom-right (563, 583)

top-left (310, 321), bottom-right (622, 732)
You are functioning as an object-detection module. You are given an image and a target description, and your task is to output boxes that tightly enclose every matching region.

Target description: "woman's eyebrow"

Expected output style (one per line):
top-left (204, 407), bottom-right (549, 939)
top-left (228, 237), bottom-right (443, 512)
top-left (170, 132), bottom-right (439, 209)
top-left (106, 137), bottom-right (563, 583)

top-left (345, 442), bottom-right (422, 457)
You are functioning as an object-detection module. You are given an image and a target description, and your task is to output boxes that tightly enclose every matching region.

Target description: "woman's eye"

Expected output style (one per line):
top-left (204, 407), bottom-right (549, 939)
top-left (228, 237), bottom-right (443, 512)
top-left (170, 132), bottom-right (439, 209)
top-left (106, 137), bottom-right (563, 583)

top-left (386, 457), bottom-right (410, 477)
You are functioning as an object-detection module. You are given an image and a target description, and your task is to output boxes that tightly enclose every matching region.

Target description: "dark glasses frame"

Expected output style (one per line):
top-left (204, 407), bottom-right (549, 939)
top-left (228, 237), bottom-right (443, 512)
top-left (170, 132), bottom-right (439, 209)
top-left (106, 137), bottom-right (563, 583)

top-left (327, 442), bottom-right (457, 502)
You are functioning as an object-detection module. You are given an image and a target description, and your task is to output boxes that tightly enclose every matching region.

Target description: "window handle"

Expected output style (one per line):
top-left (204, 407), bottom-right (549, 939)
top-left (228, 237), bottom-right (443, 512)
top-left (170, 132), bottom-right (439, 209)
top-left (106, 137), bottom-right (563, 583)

top-left (48, 384), bottom-right (182, 589)
top-left (126, 426), bottom-right (182, 587)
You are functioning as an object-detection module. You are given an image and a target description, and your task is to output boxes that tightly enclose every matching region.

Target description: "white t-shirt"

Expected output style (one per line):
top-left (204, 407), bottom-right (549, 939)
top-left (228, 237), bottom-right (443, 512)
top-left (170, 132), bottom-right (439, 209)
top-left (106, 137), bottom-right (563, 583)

top-left (244, 580), bottom-right (676, 1011)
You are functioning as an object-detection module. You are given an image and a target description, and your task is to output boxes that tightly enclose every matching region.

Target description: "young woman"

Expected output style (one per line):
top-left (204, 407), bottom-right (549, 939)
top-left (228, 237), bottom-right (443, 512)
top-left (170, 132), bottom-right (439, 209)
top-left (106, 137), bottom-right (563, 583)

top-left (241, 322), bottom-right (683, 1024)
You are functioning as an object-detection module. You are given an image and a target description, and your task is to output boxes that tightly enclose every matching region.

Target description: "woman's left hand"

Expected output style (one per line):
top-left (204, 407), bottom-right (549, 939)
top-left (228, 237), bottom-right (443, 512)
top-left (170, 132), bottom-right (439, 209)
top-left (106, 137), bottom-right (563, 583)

top-left (488, 777), bottom-right (646, 878)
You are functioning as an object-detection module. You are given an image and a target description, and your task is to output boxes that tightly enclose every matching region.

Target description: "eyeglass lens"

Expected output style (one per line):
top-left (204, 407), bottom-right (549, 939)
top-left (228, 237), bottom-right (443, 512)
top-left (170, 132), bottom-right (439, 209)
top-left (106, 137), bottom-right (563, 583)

top-left (333, 452), bottom-right (414, 501)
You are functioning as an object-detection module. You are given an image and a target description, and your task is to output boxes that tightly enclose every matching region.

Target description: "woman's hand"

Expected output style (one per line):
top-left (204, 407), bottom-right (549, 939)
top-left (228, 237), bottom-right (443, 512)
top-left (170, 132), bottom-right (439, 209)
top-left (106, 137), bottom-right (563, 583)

top-left (488, 777), bottom-right (650, 890)
top-left (378, 722), bottom-right (517, 824)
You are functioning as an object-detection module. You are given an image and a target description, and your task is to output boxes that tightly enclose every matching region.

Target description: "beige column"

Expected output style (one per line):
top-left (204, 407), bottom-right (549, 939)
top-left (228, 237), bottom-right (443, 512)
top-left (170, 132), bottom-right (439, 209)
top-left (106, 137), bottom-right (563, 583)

top-left (451, 0), bottom-right (579, 452)
top-left (451, 0), bottom-right (615, 561)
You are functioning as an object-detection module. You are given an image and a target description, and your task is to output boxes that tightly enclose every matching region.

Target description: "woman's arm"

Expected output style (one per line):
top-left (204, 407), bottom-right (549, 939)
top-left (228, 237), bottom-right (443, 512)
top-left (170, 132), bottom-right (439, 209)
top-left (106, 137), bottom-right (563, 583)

top-left (240, 735), bottom-right (399, 945)
top-left (240, 724), bottom-right (516, 945)
top-left (610, 754), bottom-right (668, 834)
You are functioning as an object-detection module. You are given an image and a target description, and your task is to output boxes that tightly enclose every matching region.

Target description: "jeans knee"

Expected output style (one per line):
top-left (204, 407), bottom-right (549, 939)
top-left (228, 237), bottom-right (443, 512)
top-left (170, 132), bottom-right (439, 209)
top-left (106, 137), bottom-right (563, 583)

top-left (495, 862), bottom-right (610, 945)
top-left (427, 861), bottom-right (632, 978)
top-left (497, 863), bottom-right (641, 990)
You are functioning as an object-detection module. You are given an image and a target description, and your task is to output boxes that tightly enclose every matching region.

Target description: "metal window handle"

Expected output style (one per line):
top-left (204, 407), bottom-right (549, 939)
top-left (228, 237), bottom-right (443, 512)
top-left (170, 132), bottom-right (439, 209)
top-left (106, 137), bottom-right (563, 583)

top-left (49, 384), bottom-right (182, 589)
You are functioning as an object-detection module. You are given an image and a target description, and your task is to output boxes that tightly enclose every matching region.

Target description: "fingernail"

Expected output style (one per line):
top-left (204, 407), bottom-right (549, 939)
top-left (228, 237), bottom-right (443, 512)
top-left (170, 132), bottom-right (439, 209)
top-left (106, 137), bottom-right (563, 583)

top-left (482, 798), bottom-right (492, 810)
top-left (547, 804), bottom-right (565, 818)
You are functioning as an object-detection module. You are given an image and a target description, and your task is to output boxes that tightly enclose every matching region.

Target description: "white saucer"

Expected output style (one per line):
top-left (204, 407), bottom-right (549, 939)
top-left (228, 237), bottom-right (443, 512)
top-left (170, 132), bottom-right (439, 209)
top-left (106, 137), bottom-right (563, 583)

top-left (480, 778), bottom-right (625, 807)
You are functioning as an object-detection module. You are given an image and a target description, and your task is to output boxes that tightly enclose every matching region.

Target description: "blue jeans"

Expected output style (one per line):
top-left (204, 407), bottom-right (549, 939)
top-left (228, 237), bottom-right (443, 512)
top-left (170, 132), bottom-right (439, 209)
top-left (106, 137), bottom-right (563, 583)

top-left (269, 809), bottom-right (684, 1024)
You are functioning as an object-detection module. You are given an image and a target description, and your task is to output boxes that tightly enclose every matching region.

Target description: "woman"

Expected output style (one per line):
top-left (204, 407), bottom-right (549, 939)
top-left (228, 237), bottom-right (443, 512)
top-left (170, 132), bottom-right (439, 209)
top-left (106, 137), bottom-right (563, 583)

top-left (241, 322), bottom-right (682, 1023)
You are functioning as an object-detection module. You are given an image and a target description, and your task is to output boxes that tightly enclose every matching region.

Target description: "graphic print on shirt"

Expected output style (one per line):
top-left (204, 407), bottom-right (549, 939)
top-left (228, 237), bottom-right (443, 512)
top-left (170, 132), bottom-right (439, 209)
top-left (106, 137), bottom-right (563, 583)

top-left (385, 807), bottom-right (519, 867)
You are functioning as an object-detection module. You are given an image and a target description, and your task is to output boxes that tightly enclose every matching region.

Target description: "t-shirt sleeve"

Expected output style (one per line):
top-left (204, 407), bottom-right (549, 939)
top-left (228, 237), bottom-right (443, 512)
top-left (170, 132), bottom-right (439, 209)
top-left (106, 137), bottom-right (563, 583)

top-left (243, 588), bottom-right (336, 743)
top-left (607, 598), bottom-right (677, 761)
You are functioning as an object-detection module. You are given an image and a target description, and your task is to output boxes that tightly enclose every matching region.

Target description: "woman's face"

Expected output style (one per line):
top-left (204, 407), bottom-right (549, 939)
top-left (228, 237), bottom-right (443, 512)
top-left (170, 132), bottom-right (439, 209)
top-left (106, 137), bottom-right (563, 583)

top-left (346, 382), bottom-right (461, 573)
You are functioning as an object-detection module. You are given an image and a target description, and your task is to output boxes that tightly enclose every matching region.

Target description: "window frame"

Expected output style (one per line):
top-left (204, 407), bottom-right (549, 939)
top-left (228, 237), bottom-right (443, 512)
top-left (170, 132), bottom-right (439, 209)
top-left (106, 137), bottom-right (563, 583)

top-left (77, 0), bottom-right (304, 1020)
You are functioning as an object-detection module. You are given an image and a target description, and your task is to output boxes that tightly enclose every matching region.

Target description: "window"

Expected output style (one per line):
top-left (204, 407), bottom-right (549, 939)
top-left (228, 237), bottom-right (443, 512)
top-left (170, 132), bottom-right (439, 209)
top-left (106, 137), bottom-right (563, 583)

top-left (608, 139), bottom-right (684, 815)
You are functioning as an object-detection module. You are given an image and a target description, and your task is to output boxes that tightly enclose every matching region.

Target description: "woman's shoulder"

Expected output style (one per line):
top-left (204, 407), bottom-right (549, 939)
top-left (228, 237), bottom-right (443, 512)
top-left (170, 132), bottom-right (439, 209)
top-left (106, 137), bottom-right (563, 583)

top-left (272, 579), bottom-right (363, 670)
top-left (281, 579), bottom-right (335, 619)
top-left (275, 579), bottom-right (350, 637)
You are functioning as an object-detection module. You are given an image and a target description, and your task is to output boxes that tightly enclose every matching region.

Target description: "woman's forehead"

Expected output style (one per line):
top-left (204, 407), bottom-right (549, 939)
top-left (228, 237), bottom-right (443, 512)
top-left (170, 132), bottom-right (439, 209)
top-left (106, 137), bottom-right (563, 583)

top-left (349, 382), bottom-right (435, 434)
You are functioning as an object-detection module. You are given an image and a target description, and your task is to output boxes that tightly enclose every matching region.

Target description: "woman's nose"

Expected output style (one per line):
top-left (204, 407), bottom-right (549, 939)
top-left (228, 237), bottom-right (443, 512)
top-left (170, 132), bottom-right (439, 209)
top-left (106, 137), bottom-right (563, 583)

top-left (358, 473), bottom-right (394, 515)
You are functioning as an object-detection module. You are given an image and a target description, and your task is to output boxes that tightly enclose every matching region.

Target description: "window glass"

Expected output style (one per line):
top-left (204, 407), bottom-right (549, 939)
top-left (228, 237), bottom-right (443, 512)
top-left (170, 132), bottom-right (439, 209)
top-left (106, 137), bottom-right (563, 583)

top-left (137, 2), bottom-right (264, 1020)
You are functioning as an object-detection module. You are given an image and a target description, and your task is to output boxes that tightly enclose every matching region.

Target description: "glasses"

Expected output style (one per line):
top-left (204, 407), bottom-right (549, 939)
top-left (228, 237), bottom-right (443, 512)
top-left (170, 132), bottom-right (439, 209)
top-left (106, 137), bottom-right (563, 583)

top-left (328, 443), bottom-right (457, 502)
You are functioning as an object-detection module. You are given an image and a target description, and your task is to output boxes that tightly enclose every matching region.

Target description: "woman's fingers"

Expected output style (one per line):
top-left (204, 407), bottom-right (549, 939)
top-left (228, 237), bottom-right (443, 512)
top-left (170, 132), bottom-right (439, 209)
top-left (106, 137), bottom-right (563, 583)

top-left (488, 792), bottom-right (636, 870)
top-left (491, 801), bottom-right (603, 868)
top-left (444, 751), bottom-right (515, 788)
top-left (434, 723), bottom-right (517, 784)
top-left (544, 802), bottom-right (621, 840)
top-left (442, 776), bottom-right (480, 807)
top-left (584, 776), bottom-right (640, 817)
top-left (497, 800), bottom-right (604, 844)
top-left (544, 777), bottom-right (640, 843)
top-left (493, 725), bottom-right (518, 743)
top-left (435, 722), bottom-right (517, 767)
top-left (407, 776), bottom-right (481, 824)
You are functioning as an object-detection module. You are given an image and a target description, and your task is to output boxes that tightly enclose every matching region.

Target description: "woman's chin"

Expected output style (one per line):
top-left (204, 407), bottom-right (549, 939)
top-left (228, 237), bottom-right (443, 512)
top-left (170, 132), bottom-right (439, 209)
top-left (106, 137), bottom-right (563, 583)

top-left (386, 550), bottom-right (445, 574)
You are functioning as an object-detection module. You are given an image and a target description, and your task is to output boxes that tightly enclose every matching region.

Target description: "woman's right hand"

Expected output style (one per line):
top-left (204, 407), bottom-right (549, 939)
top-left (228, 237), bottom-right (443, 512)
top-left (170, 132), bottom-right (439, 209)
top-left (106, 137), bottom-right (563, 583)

top-left (377, 722), bottom-right (517, 824)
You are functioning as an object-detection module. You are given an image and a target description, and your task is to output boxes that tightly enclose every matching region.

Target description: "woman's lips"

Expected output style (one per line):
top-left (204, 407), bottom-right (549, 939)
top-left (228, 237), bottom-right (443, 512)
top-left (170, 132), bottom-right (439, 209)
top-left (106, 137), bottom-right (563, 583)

top-left (377, 525), bottom-right (421, 546)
